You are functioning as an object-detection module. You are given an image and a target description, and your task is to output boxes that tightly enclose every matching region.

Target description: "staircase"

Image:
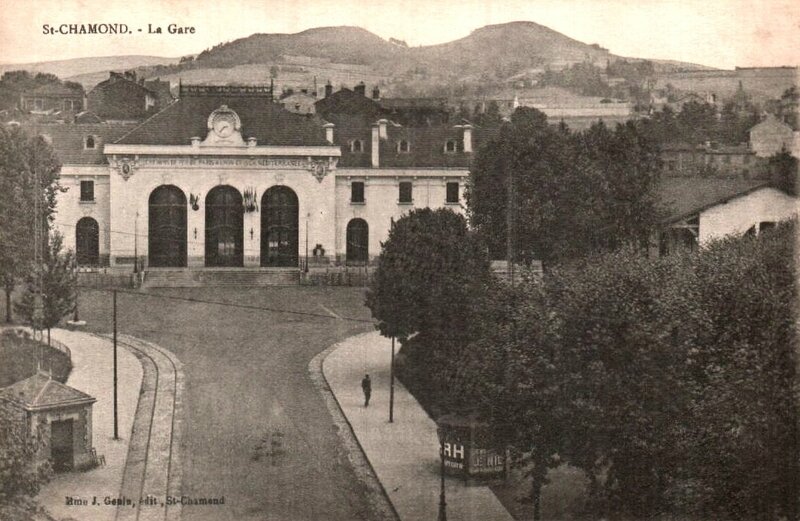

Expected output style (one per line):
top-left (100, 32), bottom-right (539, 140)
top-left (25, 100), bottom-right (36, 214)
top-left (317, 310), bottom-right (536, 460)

top-left (142, 268), bottom-right (300, 288)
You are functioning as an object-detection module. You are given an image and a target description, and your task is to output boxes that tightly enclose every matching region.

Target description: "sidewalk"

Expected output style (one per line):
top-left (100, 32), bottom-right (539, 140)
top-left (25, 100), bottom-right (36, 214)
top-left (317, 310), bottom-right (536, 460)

top-left (35, 328), bottom-right (143, 521)
top-left (323, 331), bottom-right (514, 521)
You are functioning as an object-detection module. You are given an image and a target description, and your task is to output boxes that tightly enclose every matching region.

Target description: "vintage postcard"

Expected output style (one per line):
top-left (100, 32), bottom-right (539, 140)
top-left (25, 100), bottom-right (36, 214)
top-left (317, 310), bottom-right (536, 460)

top-left (0, 1), bottom-right (797, 520)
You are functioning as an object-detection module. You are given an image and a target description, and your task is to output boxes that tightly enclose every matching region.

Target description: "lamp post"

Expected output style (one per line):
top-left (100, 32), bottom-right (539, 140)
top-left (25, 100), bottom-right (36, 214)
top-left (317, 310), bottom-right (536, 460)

top-left (436, 425), bottom-right (447, 521)
top-left (389, 336), bottom-right (395, 423)
top-left (133, 210), bottom-right (139, 274)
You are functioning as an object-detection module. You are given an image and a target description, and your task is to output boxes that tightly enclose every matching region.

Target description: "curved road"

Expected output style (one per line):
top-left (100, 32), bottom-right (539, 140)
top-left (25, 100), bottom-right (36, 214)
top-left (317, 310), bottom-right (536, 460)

top-left (78, 286), bottom-right (375, 521)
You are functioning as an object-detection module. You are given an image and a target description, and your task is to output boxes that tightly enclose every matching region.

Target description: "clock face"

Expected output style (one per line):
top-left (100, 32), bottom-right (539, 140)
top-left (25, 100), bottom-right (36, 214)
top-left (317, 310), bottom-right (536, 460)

top-left (212, 113), bottom-right (236, 138)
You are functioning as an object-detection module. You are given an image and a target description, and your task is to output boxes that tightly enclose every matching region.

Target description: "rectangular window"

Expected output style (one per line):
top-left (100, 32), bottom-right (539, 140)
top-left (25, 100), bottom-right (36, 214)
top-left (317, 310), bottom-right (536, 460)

top-left (446, 182), bottom-right (459, 203)
top-left (398, 182), bottom-right (412, 203)
top-left (80, 180), bottom-right (94, 202)
top-left (351, 181), bottom-right (365, 203)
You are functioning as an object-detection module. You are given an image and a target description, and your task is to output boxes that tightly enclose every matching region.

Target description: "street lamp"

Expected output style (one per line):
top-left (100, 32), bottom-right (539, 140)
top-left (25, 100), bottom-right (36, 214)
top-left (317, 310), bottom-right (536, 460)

top-left (436, 425), bottom-right (447, 521)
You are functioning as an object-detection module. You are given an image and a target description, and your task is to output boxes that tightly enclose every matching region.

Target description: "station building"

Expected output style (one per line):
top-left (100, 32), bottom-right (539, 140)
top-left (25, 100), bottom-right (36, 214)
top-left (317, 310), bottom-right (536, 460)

top-left (27, 85), bottom-right (480, 272)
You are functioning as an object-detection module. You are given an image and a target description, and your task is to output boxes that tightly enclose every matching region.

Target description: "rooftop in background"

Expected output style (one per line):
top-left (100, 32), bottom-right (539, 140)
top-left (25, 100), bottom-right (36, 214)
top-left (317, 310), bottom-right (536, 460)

top-left (20, 121), bottom-right (139, 164)
top-left (658, 177), bottom-right (769, 223)
top-left (0, 372), bottom-right (95, 412)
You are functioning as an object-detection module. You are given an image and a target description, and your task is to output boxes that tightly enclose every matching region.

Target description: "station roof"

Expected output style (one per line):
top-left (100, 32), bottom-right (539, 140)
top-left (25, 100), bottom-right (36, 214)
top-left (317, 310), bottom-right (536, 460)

top-left (115, 94), bottom-right (329, 146)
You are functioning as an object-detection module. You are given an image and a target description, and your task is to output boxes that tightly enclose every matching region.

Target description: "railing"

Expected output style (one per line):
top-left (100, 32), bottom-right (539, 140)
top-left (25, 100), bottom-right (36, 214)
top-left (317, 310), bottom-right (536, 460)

top-left (47, 337), bottom-right (71, 360)
top-left (8, 327), bottom-right (71, 360)
top-left (77, 272), bottom-right (134, 289)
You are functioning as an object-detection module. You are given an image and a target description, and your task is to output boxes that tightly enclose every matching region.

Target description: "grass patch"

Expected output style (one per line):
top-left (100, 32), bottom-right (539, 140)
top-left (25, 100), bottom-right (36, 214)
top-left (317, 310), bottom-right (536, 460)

top-left (0, 330), bottom-right (72, 387)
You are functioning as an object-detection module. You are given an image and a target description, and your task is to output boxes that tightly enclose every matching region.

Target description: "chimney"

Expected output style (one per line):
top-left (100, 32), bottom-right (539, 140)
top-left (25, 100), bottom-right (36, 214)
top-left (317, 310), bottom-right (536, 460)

top-left (463, 124), bottom-right (473, 153)
top-left (323, 122), bottom-right (335, 144)
top-left (371, 124), bottom-right (380, 167)
top-left (377, 118), bottom-right (388, 140)
top-left (354, 81), bottom-right (366, 97)
top-left (324, 82), bottom-right (333, 98)
top-left (372, 86), bottom-right (380, 100)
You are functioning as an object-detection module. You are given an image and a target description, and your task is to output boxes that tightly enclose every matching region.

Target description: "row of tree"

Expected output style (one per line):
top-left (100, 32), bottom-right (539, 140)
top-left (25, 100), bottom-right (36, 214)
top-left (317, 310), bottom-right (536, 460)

top-left (0, 125), bottom-right (78, 519)
top-left (366, 109), bottom-right (797, 519)
top-left (468, 107), bottom-right (663, 265)
top-left (368, 207), bottom-right (797, 520)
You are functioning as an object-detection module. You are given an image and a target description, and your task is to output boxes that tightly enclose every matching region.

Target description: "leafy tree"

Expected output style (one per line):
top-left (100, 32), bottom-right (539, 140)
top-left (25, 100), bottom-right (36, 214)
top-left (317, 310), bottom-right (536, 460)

top-left (0, 400), bottom-right (52, 521)
top-left (451, 221), bottom-right (798, 519)
top-left (365, 209), bottom-right (491, 409)
top-left (467, 107), bottom-right (662, 266)
top-left (0, 126), bottom-right (62, 322)
top-left (675, 101), bottom-right (718, 145)
top-left (769, 151), bottom-right (798, 196)
top-left (686, 222), bottom-right (798, 519)
top-left (14, 232), bottom-right (76, 344)
top-left (366, 208), bottom-right (490, 340)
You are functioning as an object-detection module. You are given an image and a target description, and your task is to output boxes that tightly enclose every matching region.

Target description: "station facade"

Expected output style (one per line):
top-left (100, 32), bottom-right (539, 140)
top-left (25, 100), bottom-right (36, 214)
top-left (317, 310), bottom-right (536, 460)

top-left (37, 86), bottom-right (477, 270)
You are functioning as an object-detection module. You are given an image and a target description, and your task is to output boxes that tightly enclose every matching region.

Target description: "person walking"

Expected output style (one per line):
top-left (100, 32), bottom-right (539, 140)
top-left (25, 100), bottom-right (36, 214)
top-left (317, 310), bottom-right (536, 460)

top-left (361, 374), bottom-right (372, 407)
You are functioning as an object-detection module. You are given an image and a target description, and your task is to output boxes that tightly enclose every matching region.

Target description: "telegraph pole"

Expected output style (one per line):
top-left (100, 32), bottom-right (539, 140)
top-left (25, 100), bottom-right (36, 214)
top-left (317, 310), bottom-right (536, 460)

top-left (113, 289), bottom-right (119, 440)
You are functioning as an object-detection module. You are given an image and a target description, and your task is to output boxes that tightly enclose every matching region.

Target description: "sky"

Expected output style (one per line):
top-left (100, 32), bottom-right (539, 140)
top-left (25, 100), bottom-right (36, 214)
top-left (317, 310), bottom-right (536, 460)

top-left (0, 0), bottom-right (798, 69)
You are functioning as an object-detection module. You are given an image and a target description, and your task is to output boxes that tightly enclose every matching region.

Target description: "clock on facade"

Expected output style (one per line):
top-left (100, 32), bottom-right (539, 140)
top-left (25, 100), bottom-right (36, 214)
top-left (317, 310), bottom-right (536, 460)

top-left (212, 112), bottom-right (237, 138)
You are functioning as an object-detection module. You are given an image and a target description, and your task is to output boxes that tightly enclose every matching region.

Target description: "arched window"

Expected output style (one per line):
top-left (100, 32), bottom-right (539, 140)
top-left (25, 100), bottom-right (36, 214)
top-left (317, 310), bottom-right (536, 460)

top-left (75, 217), bottom-right (99, 266)
top-left (346, 219), bottom-right (369, 265)
top-left (445, 139), bottom-right (457, 153)
top-left (397, 140), bottom-right (410, 153)
top-left (350, 139), bottom-right (364, 153)
top-left (84, 135), bottom-right (96, 149)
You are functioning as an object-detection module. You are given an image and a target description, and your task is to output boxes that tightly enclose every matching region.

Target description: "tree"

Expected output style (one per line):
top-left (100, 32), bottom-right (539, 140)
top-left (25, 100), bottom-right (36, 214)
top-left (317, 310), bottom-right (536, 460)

top-left (365, 209), bottom-right (491, 411)
top-left (0, 126), bottom-right (62, 322)
top-left (0, 400), bottom-right (52, 521)
top-left (366, 208), bottom-right (490, 340)
top-left (14, 232), bottom-right (76, 344)
top-left (769, 151), bottom-right (798, 196)
top-left (453, 221), bottom-right (798, 519)
top-left (467, 107), bottom-right (662, 266)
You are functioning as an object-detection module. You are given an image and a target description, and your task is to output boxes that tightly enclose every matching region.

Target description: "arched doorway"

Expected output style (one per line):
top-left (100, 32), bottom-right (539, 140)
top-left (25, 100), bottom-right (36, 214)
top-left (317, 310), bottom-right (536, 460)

top-left (75, 217), bottom-right (99, 266)
top-left (205, 185), bottom-right (243, 267)
top-left (261, 186), bottom-right (298, 267)
top-left (346, 218), bottom-right (369, 265)
top-left (148, 185), bottom-right (187, 267)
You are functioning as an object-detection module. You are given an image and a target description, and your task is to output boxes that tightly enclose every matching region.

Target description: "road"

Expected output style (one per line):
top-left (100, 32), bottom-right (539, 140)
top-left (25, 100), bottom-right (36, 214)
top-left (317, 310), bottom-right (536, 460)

top-left (76, 286), bottom-right (375, 521)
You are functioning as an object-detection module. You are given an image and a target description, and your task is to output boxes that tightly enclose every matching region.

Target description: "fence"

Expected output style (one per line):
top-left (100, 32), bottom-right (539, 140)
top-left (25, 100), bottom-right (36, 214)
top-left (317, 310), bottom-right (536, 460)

top-left (301, 267), bottom-right (373, 287)
top-left (77, 271), bottom-right (134, 289)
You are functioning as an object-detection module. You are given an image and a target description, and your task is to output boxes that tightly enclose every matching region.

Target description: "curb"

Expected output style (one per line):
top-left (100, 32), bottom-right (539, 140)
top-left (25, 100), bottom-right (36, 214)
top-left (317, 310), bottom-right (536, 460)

top-left (119, 335), bottom-right (185, 521)
top-left (309, 334), bottom-right (401, 521)
top-left (93, 333), bottom-right (185, 521)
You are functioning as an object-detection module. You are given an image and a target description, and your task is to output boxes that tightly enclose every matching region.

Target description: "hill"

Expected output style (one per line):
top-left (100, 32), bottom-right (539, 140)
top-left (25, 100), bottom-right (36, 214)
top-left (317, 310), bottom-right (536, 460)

top-left (195, 26), bottom-right (401, 69)
top-left (186, 22), bottom-right (708, 79)
top-left (0, 55), bottom-right (179, 82)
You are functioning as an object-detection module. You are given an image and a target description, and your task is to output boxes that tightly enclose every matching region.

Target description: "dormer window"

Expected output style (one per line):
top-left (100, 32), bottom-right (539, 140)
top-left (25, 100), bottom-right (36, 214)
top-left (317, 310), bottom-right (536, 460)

top-left (84, 135), bottom-right (96, 149)
top-left (444, 139), bottom-right (457, 153)
top-left (397, 139), bottom-right (410, 153)
top-left (350, 139), bottom-right (364, 153)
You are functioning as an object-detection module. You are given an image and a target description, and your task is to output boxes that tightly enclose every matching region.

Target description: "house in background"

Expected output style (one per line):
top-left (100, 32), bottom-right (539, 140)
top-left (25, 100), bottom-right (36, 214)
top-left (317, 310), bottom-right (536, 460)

top-left (87, 71), bottom-right (173, 122)
top-left (20, 83), bottom-right (85, 113)
top-left (279, 90), bottom-right (318, 115)
top-left (655, 178), bottom-right (798, 256)
top-left (749, 115), bottom-right (796, 158)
